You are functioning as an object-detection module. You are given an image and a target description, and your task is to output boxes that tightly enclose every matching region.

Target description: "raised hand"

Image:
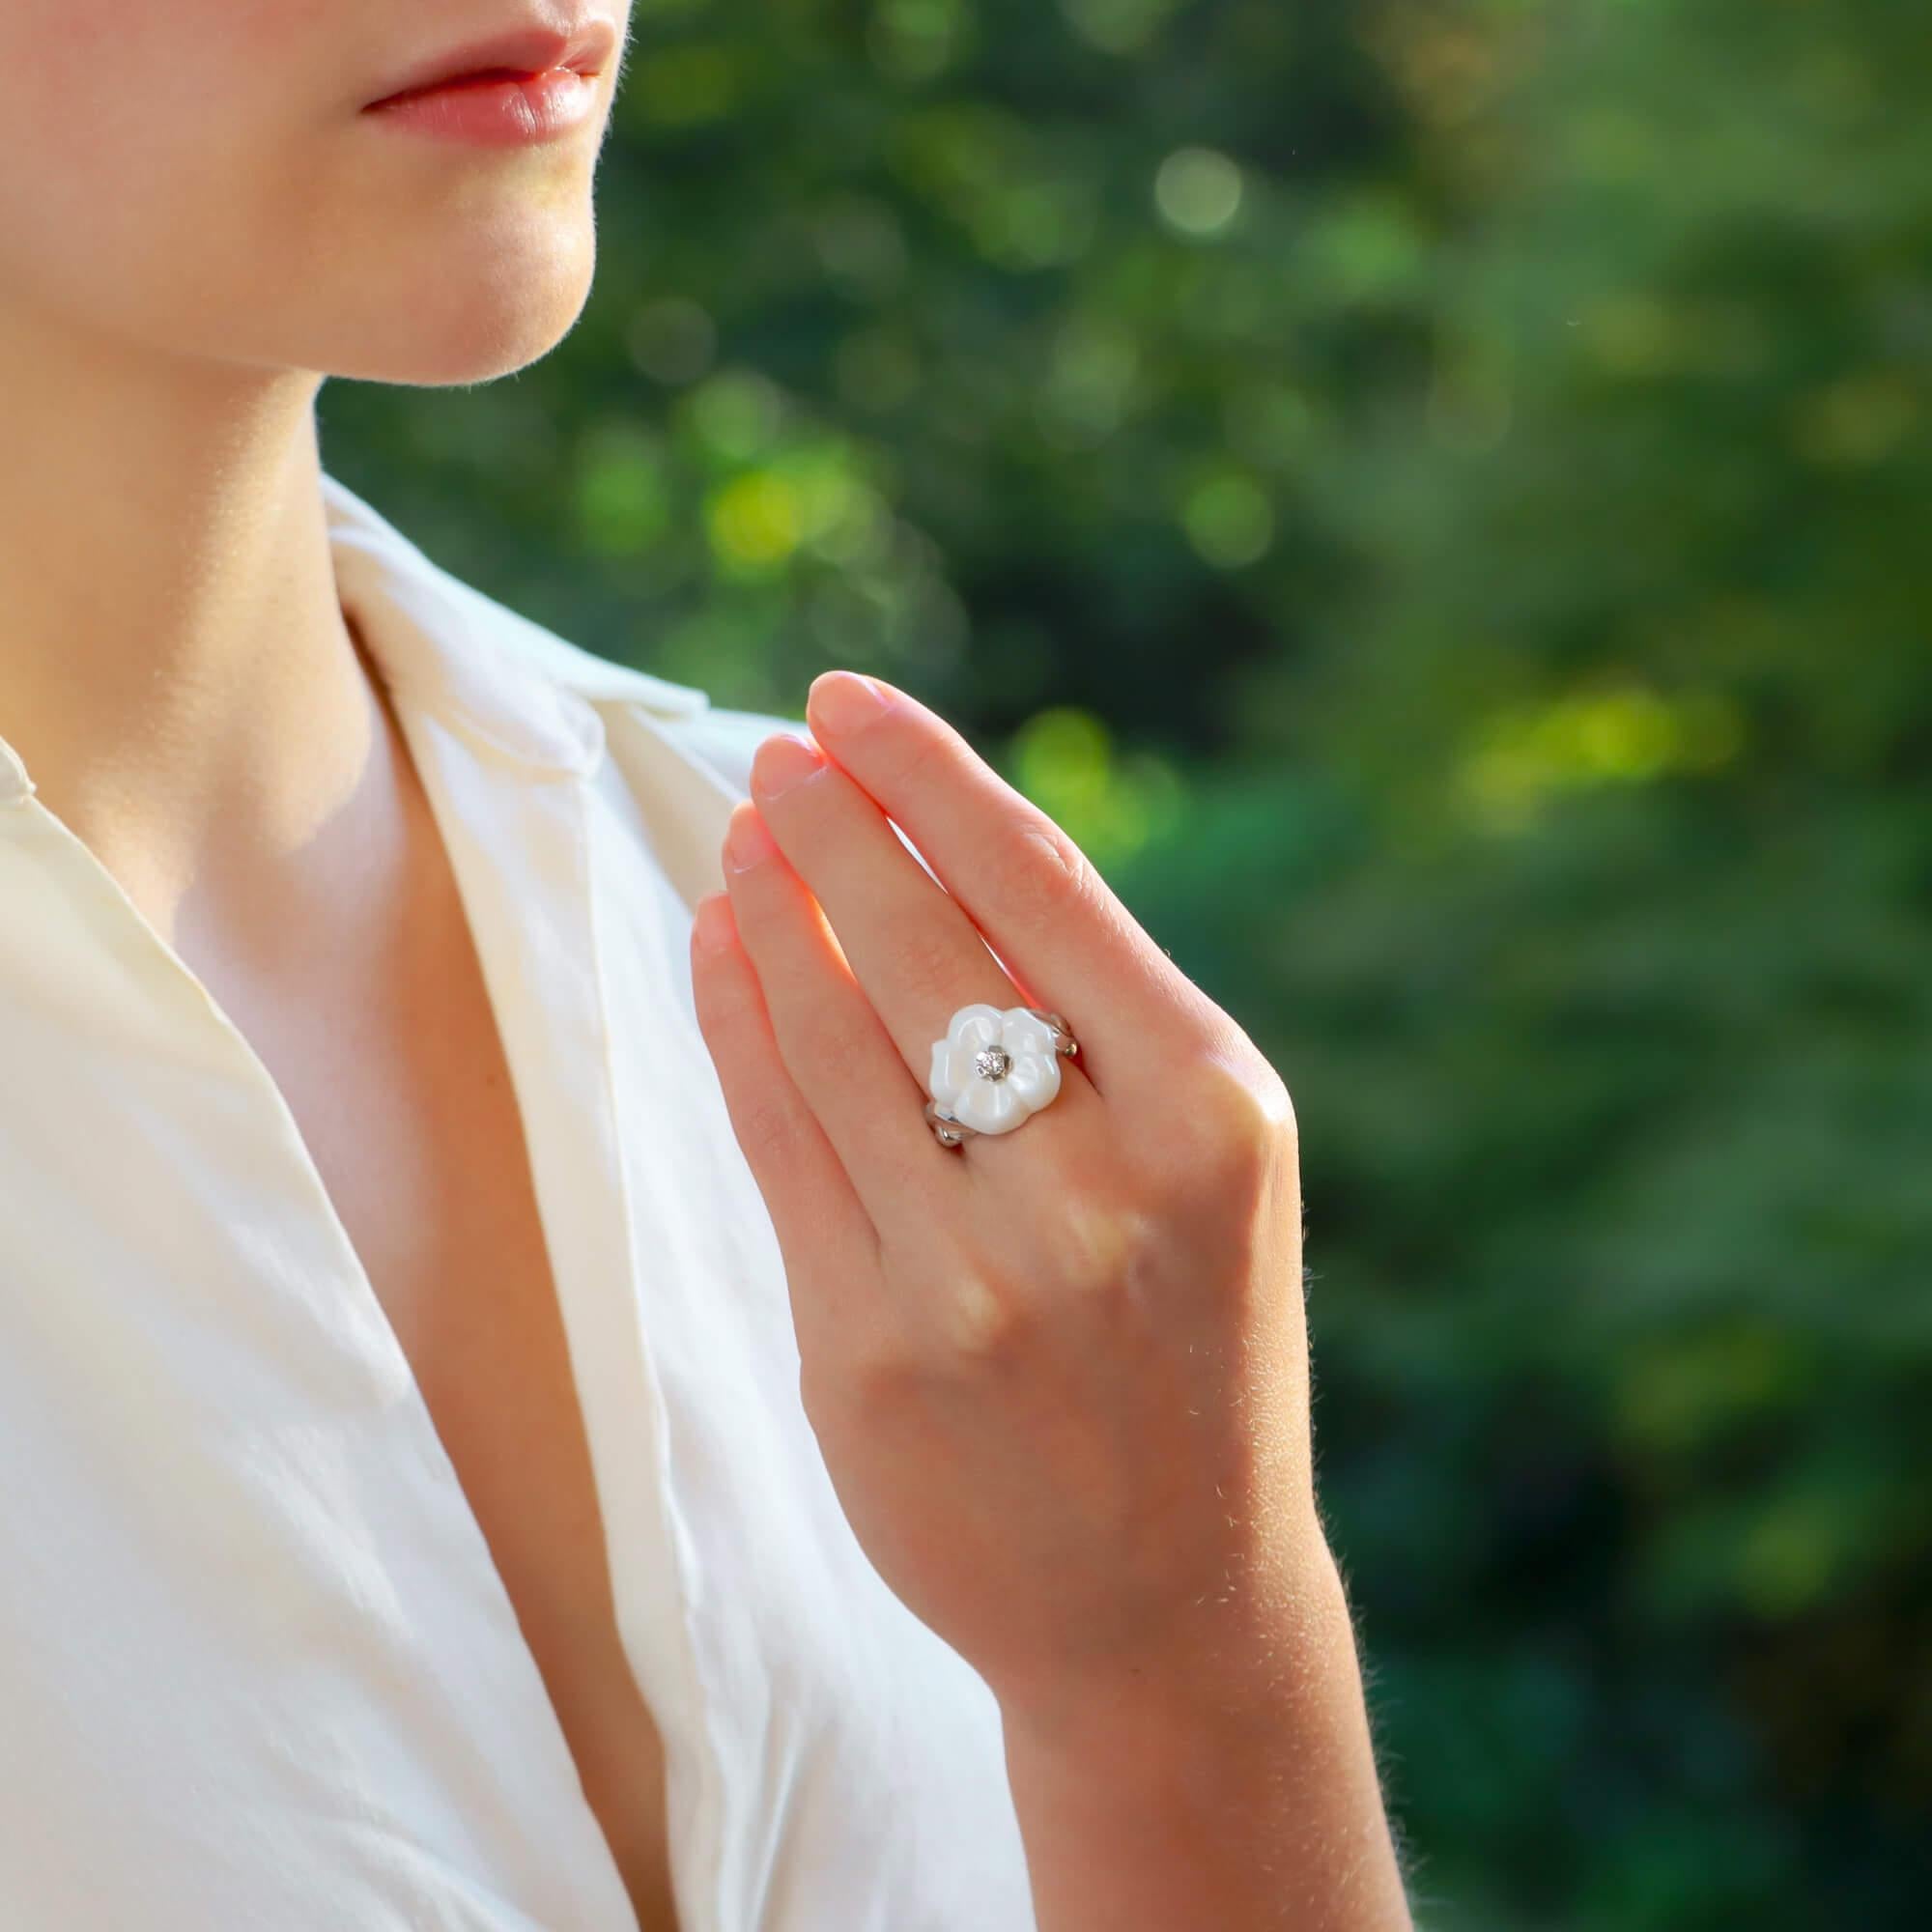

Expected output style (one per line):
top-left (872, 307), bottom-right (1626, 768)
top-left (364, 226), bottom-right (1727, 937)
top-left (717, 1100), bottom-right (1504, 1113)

top-left (689, 668), bottom-right (1409, 1932)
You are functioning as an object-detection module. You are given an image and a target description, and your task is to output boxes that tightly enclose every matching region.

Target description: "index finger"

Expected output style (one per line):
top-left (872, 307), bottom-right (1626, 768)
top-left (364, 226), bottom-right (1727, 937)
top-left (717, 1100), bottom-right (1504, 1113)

top-left (801, 670), bottom-right (1215, 1094)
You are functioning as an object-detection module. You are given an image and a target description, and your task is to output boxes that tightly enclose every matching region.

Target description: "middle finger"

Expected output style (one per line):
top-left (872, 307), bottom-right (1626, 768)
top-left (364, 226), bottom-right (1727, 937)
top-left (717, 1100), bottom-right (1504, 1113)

top-left (747, 728), bottom-right (1099, 1123)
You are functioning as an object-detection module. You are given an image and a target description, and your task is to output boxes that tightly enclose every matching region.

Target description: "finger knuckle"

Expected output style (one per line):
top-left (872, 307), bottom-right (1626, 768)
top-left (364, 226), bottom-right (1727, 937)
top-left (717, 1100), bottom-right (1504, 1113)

top-left (796, 1351), bottom-right (838, 1432)
top-left (736, 1096), bottom-right (798, 1169)
top-left (997, 814), bottom-right (1096, 924)
top-left (805, 1346), bottom-right (931, 1469)
top-left (814, 1336), bottom-right (908, 1428)
top-left (933, 1260), bottom-right (1033, 1369)
top-left (1179, 1048), bottom-right (1296, 1197)
top-left (1037, 1179), bottom-right (1151, 1298)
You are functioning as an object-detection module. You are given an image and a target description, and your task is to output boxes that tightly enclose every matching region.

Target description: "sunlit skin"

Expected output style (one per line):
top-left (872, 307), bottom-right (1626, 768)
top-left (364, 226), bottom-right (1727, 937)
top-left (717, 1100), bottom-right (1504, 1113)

top-left (692, 671), bottom-right (1415, 1928)
top-left (0, 0), bottom-right (633, 913)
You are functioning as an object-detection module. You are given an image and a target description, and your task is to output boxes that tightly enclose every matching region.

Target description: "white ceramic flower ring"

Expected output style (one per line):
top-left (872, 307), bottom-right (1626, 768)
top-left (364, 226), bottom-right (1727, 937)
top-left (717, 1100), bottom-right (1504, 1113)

top-left (925, 1002), bottom-right (1074, 1140)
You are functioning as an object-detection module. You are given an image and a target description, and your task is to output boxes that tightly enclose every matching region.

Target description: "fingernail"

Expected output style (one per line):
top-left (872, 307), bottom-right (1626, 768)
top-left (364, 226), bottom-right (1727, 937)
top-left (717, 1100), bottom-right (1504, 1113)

top-left (810, 670), bottom-right (891, 735)
top-left (752, 730), bottom-right (827, 799)
top-left (724, 800), bottom-right (779, 871)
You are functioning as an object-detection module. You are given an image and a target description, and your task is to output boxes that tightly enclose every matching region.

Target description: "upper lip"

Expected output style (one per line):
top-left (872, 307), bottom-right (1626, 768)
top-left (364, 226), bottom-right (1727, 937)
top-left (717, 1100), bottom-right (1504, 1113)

top-left (363, 14), bottom-right (617, 106)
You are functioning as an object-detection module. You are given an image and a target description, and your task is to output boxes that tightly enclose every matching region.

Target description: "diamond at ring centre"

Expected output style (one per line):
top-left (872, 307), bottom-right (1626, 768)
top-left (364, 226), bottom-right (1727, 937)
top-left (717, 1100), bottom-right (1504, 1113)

top-left (974, 1044), bottom-right (1012, 1082)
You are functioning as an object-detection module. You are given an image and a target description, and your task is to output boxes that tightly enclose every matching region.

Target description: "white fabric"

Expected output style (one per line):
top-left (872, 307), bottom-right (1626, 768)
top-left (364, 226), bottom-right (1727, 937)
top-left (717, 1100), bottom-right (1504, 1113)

top-left (0, 470), bottom-right (1037, 1931)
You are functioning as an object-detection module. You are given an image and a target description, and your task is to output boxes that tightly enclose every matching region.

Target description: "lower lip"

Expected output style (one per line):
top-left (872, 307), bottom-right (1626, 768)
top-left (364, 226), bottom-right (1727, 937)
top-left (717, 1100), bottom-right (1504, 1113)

top-left (361, 68), bottom-right (599, 147)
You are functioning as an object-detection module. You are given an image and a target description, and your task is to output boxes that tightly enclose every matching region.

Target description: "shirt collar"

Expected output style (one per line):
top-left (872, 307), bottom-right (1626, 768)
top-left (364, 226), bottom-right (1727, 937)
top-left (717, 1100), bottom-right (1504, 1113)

top-left (0, 473), bottom-right (714, 808)
top-left (323, 469), bottom-right (712, 781)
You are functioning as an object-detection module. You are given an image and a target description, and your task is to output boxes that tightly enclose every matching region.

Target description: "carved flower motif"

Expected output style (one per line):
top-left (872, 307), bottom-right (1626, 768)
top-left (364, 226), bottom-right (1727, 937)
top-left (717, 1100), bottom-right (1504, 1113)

top-left (926, 1003), bottom-right (1063, 1136)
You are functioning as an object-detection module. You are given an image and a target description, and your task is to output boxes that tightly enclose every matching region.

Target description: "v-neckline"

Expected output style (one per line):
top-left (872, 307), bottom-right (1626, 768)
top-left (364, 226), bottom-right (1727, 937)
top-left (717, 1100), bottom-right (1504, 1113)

top-left (4, 721), bottom-right (652, 1932)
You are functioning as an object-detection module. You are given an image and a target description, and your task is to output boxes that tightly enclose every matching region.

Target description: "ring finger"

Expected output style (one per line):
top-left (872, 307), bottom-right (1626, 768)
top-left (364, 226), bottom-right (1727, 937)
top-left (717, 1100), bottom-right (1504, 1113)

top-left (732, 735), bottom-right (1098, 1129)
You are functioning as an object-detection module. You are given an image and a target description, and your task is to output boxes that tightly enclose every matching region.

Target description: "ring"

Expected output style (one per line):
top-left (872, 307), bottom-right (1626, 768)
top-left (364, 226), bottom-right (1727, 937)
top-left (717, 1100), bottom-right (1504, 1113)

top-left (924, 1002), bottom-right (1080, 1147)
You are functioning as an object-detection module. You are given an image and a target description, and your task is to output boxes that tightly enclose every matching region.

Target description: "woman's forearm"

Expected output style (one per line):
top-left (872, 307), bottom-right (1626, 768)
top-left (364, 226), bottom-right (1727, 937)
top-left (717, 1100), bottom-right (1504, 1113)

top-left (1000, 1538), bottom-right (1413, 1932)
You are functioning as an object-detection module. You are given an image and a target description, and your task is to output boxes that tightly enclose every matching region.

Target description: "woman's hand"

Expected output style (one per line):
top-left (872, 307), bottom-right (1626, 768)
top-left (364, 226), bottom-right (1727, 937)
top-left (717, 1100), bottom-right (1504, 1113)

top-left (688, 668), bottom-right (1320, 1733)
top-left (690, 670), bottom-right (1411, 1929)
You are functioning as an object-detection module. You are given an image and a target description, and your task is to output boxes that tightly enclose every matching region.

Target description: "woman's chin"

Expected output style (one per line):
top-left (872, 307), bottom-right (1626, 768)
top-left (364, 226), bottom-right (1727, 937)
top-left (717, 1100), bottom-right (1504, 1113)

top-left (305, 225), bottom-right (599, 387)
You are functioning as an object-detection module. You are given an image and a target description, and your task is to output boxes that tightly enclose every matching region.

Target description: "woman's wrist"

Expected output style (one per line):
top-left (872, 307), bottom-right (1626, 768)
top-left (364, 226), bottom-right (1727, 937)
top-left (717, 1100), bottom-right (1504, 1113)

top-left (997, 1535), bottom-right (1413, 1932)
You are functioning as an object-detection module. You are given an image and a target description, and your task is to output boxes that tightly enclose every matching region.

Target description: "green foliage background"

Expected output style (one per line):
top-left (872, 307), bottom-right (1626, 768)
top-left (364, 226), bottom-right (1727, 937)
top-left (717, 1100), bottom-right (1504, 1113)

top-left (322, 0), bottom-right (1932, 1922)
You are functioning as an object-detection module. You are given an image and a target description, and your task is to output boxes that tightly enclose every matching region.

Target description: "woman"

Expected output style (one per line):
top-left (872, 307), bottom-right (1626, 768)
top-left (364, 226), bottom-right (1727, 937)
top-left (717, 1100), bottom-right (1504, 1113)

top-left (0, 6), bottom-right (1412, 1929)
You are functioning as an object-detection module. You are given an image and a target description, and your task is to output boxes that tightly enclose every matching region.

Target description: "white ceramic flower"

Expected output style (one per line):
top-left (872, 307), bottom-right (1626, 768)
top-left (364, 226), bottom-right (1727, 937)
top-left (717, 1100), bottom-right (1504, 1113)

top-left (926, 1003), bottom-right (1063, 1136)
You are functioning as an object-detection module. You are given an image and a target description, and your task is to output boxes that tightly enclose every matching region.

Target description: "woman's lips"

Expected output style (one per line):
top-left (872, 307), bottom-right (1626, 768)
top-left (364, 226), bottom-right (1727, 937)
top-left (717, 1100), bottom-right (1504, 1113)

top-left (361, 67), bottom-right (601, 147)
top-left (365, 18), bottom-right (616, 104)
top-left (359, 16), bottom-right (616, 146)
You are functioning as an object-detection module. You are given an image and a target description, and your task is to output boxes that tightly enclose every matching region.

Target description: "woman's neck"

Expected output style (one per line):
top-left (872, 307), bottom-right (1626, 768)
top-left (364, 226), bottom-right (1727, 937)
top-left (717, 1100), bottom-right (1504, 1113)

top-left (0, 303), bottom-right (387, 935)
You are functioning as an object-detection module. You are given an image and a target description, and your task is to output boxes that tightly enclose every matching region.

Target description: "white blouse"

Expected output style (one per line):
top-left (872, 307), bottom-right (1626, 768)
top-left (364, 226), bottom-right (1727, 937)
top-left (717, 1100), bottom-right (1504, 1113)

top-left (0, 469), bottom-right (1038, 1930)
